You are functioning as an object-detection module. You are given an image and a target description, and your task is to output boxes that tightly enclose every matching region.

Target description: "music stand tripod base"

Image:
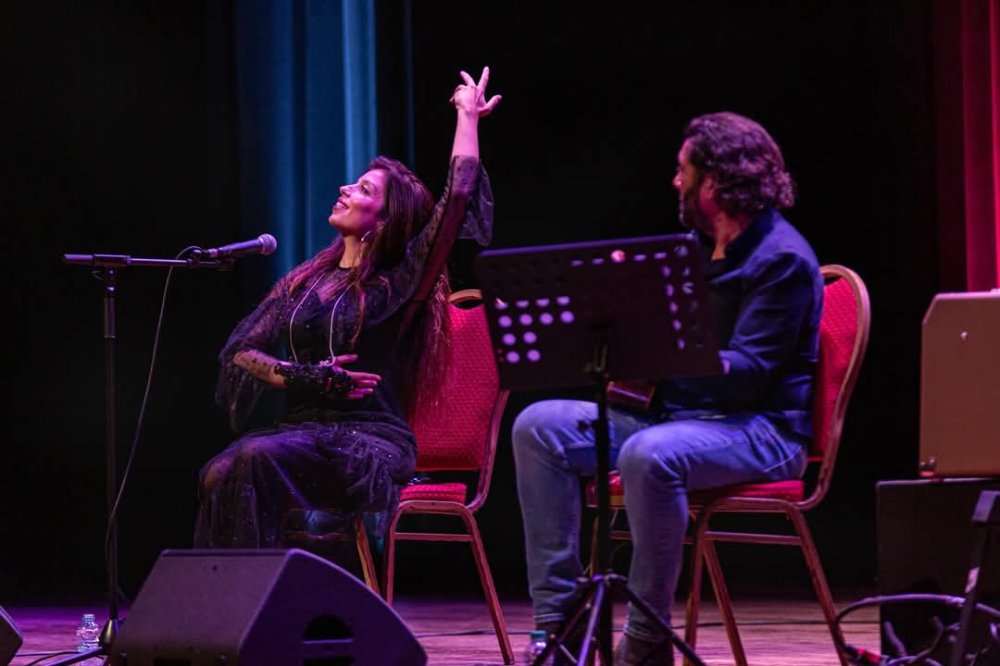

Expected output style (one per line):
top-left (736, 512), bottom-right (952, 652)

top-left (475, 234), bottom-right (720, 665)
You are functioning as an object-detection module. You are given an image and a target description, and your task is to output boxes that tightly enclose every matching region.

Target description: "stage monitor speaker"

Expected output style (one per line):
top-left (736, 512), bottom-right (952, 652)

top-left (877, 478), bottom-right (1000, 664)
top-left (110, 548), bottom-right (426, 666)
top-left (0, 605), bottom-right (23, 666)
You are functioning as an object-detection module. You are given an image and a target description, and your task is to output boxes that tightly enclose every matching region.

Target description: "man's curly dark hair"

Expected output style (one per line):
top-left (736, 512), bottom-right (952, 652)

top-left (682, 112), bottom-right (795, 216)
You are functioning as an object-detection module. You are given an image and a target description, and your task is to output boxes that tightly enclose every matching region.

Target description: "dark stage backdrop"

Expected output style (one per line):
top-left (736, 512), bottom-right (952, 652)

top-left (3, 1), bottom-right (943, 603)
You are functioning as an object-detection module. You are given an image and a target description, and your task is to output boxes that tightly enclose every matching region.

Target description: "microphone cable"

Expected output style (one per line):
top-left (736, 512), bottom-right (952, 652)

top-left (103, 246), bottom-right (199, 604)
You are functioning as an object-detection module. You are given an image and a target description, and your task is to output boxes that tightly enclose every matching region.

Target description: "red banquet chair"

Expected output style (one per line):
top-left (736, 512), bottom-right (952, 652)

top-left (372, 288), bottom-right (514, 665)
top-left (586, 264), bottom-right (871, 666)
top-left (282, 289), bottom-right (514, 664)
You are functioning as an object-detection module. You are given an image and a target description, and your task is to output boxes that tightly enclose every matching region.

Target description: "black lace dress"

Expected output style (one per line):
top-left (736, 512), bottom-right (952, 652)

top-left (193, 156), bottom-right (492, 547)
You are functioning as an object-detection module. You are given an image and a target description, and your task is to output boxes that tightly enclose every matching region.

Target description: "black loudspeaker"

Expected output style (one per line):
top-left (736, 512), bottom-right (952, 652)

top-left (877, 478), bottom-right (1000, 664)
top-left (0, 605), bottom-right (23, 666)
top-left (110, 548), bottom-right (426, 666)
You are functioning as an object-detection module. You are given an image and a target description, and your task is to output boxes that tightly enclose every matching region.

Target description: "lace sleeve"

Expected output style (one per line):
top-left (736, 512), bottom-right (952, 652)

top-left (388, 156), bottom-right (494, 326)
top-left (215, 281), bottom-right (292, 432)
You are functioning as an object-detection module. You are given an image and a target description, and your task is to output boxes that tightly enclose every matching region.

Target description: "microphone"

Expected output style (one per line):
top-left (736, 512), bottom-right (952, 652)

top-left (193, 234), bottom-right (277, 260)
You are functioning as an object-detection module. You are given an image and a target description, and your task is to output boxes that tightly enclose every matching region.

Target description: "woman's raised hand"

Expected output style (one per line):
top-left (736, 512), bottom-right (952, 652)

top-left (450, 66), bottom-right (501, 118)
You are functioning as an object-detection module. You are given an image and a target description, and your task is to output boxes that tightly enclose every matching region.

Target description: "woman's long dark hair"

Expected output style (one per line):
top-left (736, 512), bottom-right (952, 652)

top-left (279, 156), bottom-right (450, 418)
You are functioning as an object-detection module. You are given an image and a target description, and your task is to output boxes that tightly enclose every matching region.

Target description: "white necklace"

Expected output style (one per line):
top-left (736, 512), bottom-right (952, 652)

top-left (288, 270), bottom-right (351, 364)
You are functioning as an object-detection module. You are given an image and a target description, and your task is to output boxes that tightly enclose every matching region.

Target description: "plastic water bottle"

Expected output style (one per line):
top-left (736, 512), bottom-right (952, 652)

top-left (521, 629), bottom-right (554, 665)
top-left (76, 613), bottom-right (100, 652)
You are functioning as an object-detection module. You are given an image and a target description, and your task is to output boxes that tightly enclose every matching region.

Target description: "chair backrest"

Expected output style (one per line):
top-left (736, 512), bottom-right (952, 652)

top-left (408, 289), bottom-right (508, 503)
top-left (804, 264), bottom-right (871, 508)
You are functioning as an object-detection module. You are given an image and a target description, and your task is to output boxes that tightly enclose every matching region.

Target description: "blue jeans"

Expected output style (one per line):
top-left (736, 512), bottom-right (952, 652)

top-left (512, 399), bottom-right (807, 643)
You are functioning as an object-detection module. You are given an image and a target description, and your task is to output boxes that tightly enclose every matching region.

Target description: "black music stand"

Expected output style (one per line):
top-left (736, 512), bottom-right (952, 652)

top-left (474, 234), bottom-right (721, 666)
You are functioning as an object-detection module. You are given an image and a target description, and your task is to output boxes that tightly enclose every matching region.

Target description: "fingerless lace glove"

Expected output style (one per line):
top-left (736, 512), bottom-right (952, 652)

top-left (274, 362), bottom-right (354, 397)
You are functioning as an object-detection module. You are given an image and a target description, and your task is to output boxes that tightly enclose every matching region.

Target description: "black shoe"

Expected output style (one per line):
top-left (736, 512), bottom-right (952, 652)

top-left (613, 634), bottom-right (674, 666)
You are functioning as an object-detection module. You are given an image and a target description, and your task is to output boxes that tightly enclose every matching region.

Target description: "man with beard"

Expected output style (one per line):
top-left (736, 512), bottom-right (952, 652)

top-left (511, 112), bottom-right (823, 665)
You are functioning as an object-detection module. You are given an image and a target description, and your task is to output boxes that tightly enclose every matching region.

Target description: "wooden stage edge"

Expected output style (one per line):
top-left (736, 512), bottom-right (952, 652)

top-left (6, 592), bottom-right (879, 665)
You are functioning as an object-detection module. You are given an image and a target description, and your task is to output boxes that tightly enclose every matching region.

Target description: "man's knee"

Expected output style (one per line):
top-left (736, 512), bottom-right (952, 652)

top-left (512, 401), bottom-right (578, 451)
top-left (618, 431), bottom-right (684, 483)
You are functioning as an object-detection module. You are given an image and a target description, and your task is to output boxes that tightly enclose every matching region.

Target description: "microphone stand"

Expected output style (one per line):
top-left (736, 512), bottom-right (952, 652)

top-left (57, 252), bottom-right (231, 664)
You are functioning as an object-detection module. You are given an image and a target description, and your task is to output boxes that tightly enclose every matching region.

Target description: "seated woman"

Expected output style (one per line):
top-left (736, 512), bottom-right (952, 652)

top-left (194, 67), bottom-right (501, 548)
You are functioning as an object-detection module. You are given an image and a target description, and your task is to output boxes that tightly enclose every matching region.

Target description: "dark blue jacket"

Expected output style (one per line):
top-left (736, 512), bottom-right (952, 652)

top-left (659, 208), bottom-right (823, 443)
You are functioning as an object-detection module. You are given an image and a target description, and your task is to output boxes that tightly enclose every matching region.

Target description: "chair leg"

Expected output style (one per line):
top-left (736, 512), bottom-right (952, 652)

top-left (354, 516), bottom-right (380, 596)
top-left (382, 508), bottom-right (404, 604)
top-left (701, 537), bottom-right (747, 666)
top-left (684, 519), bottom-right (706, 659)
top-left (460, 507), bottom-right (515, 665)
top-left (787, 509), bottom-right (849, 666)
top-left (590, 510), bottom-right (629, 576)
top-left (686, 510), bottom-right (747, 666)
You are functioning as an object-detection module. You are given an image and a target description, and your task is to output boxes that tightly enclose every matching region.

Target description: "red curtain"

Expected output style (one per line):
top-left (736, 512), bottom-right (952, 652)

top-left (963, 0), bottom-right (1000, 290)
top-left (935, 0), bottom-right (1000, 291)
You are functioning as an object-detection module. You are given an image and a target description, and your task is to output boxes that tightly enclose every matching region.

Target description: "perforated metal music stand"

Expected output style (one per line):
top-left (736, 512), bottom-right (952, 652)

top-left (475, 234), bottom-right (721, 666)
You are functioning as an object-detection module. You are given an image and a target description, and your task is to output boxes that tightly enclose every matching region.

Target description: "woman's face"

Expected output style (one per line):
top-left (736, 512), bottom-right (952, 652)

top-left (328, 168), bottom-right (387, 237)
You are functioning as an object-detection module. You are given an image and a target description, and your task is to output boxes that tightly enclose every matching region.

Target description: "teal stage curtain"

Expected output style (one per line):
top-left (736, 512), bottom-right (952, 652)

top-left (233, 0), bottom-right (376, 287)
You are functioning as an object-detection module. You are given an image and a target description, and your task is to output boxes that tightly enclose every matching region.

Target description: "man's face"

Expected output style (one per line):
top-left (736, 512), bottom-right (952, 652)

top-left (673, 140), bottom-right (710, 232)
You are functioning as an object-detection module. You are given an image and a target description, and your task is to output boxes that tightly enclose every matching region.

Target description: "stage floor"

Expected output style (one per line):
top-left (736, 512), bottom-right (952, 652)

top-left (6, 593), bottom-right (878, 665)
